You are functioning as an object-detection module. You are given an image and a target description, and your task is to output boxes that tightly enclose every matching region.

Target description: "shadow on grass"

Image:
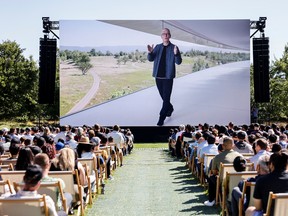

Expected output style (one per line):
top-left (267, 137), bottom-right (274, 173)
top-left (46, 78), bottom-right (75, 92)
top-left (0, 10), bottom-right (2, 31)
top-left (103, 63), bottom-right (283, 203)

top-left (167, 155), bottom-right (220, 215)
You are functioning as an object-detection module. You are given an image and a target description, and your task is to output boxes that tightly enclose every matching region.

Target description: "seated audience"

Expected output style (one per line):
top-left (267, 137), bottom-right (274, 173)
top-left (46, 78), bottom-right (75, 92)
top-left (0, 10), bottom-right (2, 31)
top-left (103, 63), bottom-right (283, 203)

top-left (231, 154), bottom-right (270, 216)
top-left (246, 150), bottom-right (288, 216)
top-left (9, 164), bottom-right (65, 216)
top-left (34, 153), bottom-right (73, 214)
top-left (204, 137), bottom-right (241, 206)
top-left (50, 148), bottom-right (87, 202)
top-left (15, 147), bottom-right (34, 170)
top-left (249, 138), bottom-right (271, 170)
top-left (233, 131), bottom-right (254, 154)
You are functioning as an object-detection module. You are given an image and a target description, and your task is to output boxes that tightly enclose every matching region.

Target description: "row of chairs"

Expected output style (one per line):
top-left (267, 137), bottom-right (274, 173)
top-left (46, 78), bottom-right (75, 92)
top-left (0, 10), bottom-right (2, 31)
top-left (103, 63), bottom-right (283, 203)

top-left (0, 170), bottom-right (81, 215)
top-left (185, 150), bottom-right (288, 216)
top-left (0, 143), bottom-right (122, 216)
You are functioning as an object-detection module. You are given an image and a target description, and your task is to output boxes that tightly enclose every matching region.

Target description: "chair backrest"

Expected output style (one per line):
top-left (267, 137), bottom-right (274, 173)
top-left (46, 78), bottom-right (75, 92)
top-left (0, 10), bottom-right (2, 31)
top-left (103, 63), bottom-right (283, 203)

top-left (264, 192), bottom-right (288, 216)
top-left (0, 194), bottom-right (48, 216)
top-left (0, 180), bottom-right (13, 195)
top-left (241, 153), bottom-right (254, 159)
top-left (0, 164), bottom-right (13, 171)
top-left (14, 180), bottom-right (67, 212)
top-left (203, 154), bottom-right (216, 175)
top-left (0, 170), bottom-right (25, 184)
top-left (0, 158), bottom-right (17, 166)
top-left (183, 137), bottom-right (193, 143)
top-left (241, 180), bottom-right (256, 207)
top-left (219, 163), bottom-right (254, 182)
top-left (225, 171), bottom-right (257, 201)
top-left (48, 171), bottom-right (75, 198)
top-left (78, 157), bottom-right (97, 176)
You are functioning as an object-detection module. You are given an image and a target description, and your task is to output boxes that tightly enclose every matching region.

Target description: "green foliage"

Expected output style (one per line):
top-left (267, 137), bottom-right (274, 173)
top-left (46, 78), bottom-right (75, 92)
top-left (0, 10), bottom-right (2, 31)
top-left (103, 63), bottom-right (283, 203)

top-left (0, 40), bottom-right (39, 120)
top-left (111, 87), bottom-right (133, 99)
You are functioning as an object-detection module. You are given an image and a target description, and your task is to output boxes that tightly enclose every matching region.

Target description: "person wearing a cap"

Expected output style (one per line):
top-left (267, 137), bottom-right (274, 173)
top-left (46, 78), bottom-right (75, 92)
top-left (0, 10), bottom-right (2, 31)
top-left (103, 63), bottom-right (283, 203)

top-left (8, 164), bottom-right (63, 216)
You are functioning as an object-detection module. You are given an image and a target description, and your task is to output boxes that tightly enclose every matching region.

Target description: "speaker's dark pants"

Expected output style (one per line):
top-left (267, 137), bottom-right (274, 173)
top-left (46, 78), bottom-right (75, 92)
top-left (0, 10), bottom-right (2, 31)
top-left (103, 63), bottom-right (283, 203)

top-left (156, 78), bottom-right (173, 117)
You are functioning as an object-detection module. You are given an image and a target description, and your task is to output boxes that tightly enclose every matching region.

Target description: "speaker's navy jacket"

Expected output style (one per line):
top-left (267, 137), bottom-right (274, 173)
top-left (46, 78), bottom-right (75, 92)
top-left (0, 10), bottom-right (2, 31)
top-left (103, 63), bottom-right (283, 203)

top-left (147, 42), bottom-right (182, 79)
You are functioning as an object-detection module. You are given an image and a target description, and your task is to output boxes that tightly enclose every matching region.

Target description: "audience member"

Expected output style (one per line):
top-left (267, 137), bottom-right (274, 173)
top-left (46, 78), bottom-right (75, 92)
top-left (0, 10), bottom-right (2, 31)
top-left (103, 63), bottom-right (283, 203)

top-left (233, 131), bottom-right (254, 154)
top-left (246, 150), bottom-right (288, 216)
top-left (204, 137), bottom-right (241, 206)
top-left (15, 147), bottom-right (34, 170)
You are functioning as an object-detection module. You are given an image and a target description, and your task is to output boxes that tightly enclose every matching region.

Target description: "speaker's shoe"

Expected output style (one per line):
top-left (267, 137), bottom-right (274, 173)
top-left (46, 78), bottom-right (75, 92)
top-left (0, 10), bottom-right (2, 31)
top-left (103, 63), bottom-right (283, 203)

top-left (157, 116), bottom-right (166, 126)
top-left (166, 108), bottom-right (174, 117)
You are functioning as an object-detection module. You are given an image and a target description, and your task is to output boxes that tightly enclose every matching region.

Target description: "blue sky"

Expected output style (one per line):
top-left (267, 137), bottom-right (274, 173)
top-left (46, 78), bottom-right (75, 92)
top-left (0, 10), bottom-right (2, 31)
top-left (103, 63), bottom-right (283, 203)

top-left (1, 0), bottom-right (287, 61)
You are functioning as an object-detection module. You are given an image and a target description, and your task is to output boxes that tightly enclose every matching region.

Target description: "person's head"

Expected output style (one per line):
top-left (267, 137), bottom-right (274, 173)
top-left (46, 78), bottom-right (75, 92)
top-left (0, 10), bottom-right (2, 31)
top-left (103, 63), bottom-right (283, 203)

top-left (268, 134), bottom-right (278, 144)
top-left (113, 125), bottom-right (120, 132)
top-left (28, 145), bottom-right (42, 156)
top-left (161, 28), bottom-right (171, 44)
top-left (255, 138), bottom-right (268, 152)
top-left (88, 130), bottom-right (95, 138)
top-left (271, 143), bottom-right (282, 153)
top-left (23, 164), bottom-right (43, 191)
top-left (34, 153), bottom-right (50, 172)
top-left (233, 156), bottom-right (247, 172)
top-left (36, 137), bottom-right (46, 148)
top-left (100, 136), bottom-right (108, 145)
top-left (15, 147), bottom-right (34, 170)
top-left (179, 124), bottom-right (185, 131)
top-left (248, 134), bottom-right (256, 144)
top-left (256, 154), bottom-right (270, 175)
top-left (237, 131), bottom-right (246, 141)
top-left (268, 150), bottom-right (288, 172)
top-left (9, 143), bottom-right (20, 156)
top-left (56, 148), bottom-right (75, 171)
top-left (207, 134), bottom-right (216, 145)
top-left (222, 137), bottom-right (234, 150)
top-left (94, 124), bottom-right (100, 131)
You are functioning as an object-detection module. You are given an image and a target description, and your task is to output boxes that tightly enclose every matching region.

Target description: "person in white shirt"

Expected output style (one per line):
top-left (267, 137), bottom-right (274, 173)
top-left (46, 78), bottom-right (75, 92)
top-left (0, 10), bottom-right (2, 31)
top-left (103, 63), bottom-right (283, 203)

top-left (108, 125), bottom-right (124, 166)
top-left (249, 138), bottom-right (271, 170)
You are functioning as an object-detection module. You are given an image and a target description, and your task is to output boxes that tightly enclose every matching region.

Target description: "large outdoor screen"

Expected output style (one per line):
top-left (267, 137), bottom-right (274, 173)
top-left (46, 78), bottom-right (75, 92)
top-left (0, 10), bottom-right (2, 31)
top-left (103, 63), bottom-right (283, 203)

top-left (59, 20), bottom-right (250, 127)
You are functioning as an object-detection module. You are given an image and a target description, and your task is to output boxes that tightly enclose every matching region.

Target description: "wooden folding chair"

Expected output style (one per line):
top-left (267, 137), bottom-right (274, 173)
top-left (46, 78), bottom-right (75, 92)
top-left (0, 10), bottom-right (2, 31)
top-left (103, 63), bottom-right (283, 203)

top-left (0, 194), bottom-right (48, 216)
top-left (0, 158), bottom-right (17, 167)
top-left (239, 180), bottom-right (256, 216)
top-left (78, 157), bottom-right (99, 192)
top-left (215, 163), bottom-right (254, 206)
top-left (0, 170), bottom-right (25, 191)
top-left (94, 150), bottom-right (107, 181)
top-left (241, 153), bottom-right (254, 159)
top-left (0, 164), bottom-right (14, 171)
top-left (264, 192), bottom-right (288, 216)
top-left (49, 170), bottom-right (85, 216)
top-left (222, 171), bottom-right (257, 216)
top-left (200, 154), bottom-right (216, 187)
top-left (183, 137), bottom-right (193, 166)
top-left (0, 179), bottom-right (13, 195)
top-left (108, 143), bottom-right (117, 170)
top-left (14, 181), bottom-right (68, 214)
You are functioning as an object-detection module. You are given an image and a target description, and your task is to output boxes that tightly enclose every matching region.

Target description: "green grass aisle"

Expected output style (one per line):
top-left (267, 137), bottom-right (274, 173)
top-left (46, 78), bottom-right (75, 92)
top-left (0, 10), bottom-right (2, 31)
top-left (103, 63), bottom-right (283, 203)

top-left (86, 147), bottom-right (221, 216)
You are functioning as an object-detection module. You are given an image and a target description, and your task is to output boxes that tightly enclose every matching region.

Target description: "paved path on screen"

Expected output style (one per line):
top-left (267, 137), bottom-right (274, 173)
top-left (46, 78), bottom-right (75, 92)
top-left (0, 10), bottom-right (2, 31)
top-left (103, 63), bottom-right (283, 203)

top-left (86, 148), bottom-right (220, 216)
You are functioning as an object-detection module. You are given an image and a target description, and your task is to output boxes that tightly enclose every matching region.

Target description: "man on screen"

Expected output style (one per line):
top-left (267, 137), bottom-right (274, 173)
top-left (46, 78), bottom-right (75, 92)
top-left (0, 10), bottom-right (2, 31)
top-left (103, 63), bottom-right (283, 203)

top-left (147, 28), bottom-right (182, 126)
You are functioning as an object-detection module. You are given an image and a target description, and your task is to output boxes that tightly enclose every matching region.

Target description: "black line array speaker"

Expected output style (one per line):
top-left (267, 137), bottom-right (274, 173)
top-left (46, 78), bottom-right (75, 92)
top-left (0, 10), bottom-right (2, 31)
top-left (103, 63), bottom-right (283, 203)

top-left (253, 37), bottom-right (270, 103)
top-left (39, 38), bottom-right (57, 104)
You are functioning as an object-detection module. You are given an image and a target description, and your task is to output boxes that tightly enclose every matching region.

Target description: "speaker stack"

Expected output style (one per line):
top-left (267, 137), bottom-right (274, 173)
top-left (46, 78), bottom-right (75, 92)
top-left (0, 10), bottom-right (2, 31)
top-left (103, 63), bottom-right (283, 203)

top-left (253, 37), bottom-right (270, 103)
top-left (38, 38), bottom-right (57, 104)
